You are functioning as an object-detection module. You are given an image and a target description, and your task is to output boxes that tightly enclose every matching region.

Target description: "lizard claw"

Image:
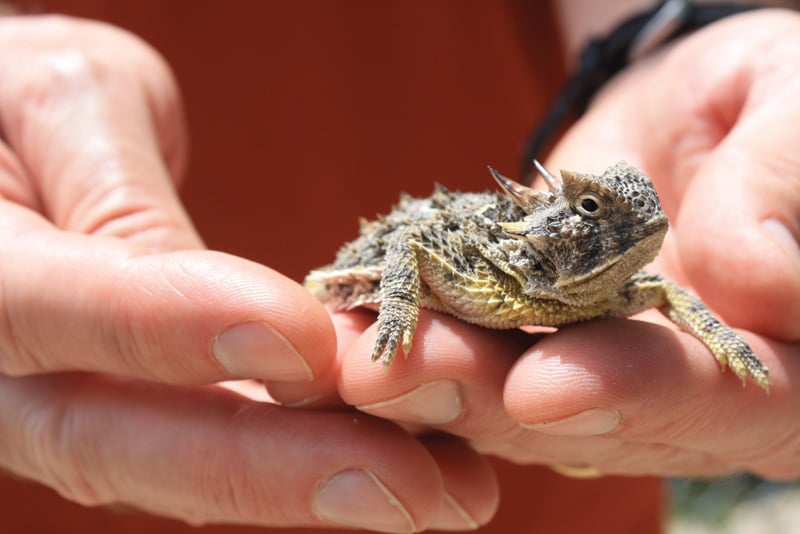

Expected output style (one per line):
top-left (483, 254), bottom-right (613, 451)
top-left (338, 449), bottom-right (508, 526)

top-left (371, 314), bottom-right (416, 367)
top-left (662, 281), bottom-right (771, 393)
top-left (723, 335), bottom-right (771, 394)
top-left (702, 320), bottom-right (770, 393)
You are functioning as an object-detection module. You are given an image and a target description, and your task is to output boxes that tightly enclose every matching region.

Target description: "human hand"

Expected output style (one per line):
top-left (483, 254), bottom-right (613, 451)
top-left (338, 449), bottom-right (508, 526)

top-left (336, 9), bottom-right (800, 480)
top-left (0, 15), bottom-right (498, 531)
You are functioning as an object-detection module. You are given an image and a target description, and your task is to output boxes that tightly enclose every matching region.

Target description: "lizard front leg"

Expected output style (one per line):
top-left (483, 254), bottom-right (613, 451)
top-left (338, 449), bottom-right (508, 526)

top-left (616, 272), bottom-right (771, 392)
top-left (372, 233), bottom-right (421, 366)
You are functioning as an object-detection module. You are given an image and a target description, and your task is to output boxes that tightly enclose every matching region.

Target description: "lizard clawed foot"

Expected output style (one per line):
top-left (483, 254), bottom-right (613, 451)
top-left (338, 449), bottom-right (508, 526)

top-left (371, 309), bottom-right (417, 367)
top-left (714, 331), bottom-right (771, 394)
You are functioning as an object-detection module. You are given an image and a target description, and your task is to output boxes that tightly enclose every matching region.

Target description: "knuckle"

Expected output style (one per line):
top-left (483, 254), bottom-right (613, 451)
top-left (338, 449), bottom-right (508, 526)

top-left (196, 405), bottom-right (286, 523)
top-left (17, 377), bottom-right (113, 506)
top-left (0, 270), bottom-right (47, 376)
top-left (738, 430), bottom-right (800, 481)
top-left (103, 264), bottom-right (171, 381)
top-left (0, 15), bottom-right (178, 114)
top-left (103, 257), bottom-right (218, 383)
top-left (104, 261), bottom-right (179, 381)
top-left (0, 144), bottom-right (39, 208)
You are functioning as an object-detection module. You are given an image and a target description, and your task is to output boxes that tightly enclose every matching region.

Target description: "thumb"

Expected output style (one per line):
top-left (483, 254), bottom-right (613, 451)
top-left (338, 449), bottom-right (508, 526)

top-left (677, 148), bottom-right (800, 341)
top-left (0, 221), bottom-right (337, 384)
top-left (0, 18), bottom-right (338, 384)
top-left (547, 11), bottom-right (800, 342)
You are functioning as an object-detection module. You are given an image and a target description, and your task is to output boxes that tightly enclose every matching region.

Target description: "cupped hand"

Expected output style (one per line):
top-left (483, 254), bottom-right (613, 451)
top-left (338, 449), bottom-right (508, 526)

top-left (336, 10), bottom-right (800, 480)
top-left (0, 16), bottom-right (497, 531)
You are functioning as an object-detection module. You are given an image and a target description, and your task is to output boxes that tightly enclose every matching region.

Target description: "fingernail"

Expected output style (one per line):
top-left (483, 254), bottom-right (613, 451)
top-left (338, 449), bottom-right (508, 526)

top-left (212, 322), bottom-right (312, 381)
top-left (522, 408), bottom-right (620, 436)
top-left (314, 469), bottom-right (416, 533)
top-left (357, 380), bottom-right (463, 425)
top-left (430, 493), bottom-right (480, 531)
top-left (763, 218), bottom-right (800, 265)
top-left (282, 390), bottom-right (338, 408)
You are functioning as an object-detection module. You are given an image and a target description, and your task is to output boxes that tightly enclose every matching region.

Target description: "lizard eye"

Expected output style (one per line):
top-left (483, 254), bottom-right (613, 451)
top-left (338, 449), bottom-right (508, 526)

top-left (574, 193), bottom-right (605, 218)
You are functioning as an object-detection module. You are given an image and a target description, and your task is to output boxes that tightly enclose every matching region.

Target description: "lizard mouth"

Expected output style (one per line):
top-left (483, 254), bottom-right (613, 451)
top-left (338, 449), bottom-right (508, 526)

top-left (553, 255), bottom-right (620, 288)
top-left (554, 224), bottom-right (667, 289)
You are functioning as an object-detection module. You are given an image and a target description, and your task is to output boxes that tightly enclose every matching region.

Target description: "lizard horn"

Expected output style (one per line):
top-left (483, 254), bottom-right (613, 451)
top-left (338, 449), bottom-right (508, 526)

top-left (487, 165), bottom-right (552, 213)
top-left (532, 160), bottom-right (562, 192)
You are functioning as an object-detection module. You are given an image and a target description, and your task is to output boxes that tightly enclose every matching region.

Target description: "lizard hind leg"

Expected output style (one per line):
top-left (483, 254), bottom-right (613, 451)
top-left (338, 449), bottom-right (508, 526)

top-left (661, 281), bottom-right (771, 393)
top-left (372, 236), bottom-right (421, 367)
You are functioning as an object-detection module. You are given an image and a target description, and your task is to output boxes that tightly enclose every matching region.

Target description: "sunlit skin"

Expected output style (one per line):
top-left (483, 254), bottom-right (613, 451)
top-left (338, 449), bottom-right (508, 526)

top-left (0, 9), bottom-right (798, 534)
top-left (331, 11), bottom-right (800, 481)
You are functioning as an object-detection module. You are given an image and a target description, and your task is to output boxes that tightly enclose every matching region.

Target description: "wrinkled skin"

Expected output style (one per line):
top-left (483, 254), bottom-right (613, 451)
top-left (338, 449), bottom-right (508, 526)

top-left (2, 9), bottom-right (799, 534)
top-left (324, 10), bottom-right (800, 480)
top-left (0, 15), bottom-right (497, 532)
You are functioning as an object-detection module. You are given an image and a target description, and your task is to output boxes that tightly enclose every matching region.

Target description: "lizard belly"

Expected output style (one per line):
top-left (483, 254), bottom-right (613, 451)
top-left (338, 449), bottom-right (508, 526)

top-left (416, 248), bottom-right (609, 328)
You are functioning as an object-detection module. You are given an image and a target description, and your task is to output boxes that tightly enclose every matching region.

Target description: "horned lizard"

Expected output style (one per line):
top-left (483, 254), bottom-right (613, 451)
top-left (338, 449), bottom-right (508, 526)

top-left (305, 161), bottom-right (770, 392)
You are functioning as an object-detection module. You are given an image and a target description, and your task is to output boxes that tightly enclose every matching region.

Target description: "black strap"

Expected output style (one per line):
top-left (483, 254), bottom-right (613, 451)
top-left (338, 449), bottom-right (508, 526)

top-left (520, 0), bottom-right (763, 183)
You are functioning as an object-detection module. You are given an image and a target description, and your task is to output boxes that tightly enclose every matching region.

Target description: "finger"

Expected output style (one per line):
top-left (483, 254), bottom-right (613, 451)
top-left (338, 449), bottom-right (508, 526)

top-left (471, 427), bottom-right (731, 478)
top-left (674, 104), bottom-right (800, 341)
top-left (339, 311), bottom-right (532, 438)
top-left (0, 140), bottom-right (40, 210)
top-left (0, 16), bottom-right (196, 251)
top-left (284, 313), bottom-right (504, 529)
top-left (504, 318), bottom-right (800, 479)
top-left (0, 225), bottom-right (336, 383)
top-left (544, 13), bottom-right (800, 342)
top-left (0, 373), bottom-right (463, 532)
top-left (328, 312), bottom-right (722, 478)
top-left (629, 13), bottom-right (800, 341)
top-left (422, 436), bottom-right (499, 531)
top-left (266, 308), bottom-right (376, 408)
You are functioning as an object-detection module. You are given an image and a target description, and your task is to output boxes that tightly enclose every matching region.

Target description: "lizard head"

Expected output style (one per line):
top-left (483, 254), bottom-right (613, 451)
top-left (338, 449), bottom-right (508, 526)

top-left (490, 161), bottom-right (669, 299)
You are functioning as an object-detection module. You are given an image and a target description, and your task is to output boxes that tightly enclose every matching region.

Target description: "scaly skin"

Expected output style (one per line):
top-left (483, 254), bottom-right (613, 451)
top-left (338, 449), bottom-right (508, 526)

top-left (305, 161), bottom-right (771, 392)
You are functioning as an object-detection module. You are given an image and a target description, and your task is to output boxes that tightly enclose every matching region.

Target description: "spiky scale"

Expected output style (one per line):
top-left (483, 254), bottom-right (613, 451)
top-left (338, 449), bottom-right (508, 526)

top-left (305, 161), bottom-right (770, 392)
